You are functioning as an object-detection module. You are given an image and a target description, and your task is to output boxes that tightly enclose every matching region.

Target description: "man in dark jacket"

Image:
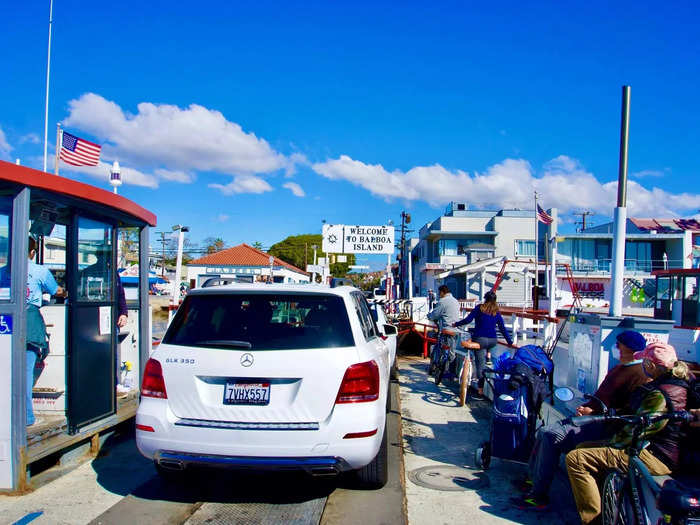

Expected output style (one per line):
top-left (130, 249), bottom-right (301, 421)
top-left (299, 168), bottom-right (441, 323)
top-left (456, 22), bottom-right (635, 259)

top-left (511, 330), bottom-right (649, 510)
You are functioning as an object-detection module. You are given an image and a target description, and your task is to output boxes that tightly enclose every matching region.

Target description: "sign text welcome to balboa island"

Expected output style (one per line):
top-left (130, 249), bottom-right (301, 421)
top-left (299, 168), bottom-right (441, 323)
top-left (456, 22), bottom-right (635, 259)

top-left (322, 224), bottom-right (395, 254)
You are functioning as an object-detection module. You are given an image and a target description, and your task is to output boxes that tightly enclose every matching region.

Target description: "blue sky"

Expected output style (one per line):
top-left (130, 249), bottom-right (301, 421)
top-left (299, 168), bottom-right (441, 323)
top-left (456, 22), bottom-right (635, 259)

top-left (2, 1), bottom-right (700, 269)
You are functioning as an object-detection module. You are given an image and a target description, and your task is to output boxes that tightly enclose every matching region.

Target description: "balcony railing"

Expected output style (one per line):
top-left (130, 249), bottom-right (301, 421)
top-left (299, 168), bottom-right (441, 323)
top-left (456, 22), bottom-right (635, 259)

top-left (558, 259), bottom-right (685, 275)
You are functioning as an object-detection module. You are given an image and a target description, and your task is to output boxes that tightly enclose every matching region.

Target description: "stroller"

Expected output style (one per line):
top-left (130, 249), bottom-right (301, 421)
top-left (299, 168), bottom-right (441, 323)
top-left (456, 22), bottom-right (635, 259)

top-left (474, 345), bottom-right (553, 470)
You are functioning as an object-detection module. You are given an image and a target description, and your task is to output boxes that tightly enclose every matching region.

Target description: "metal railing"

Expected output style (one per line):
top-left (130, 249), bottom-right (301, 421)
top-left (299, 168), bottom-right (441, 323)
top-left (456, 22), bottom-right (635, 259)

top-left (558, 258), bottom-right (685, 275)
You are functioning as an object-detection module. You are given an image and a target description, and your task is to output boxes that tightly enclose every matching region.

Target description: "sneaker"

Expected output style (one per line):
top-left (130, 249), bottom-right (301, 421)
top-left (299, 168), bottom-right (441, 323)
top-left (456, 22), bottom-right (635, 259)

top-left (471, 392), bottom-right (485, 401)
top-left (510, 493), bottom-right (549, 511)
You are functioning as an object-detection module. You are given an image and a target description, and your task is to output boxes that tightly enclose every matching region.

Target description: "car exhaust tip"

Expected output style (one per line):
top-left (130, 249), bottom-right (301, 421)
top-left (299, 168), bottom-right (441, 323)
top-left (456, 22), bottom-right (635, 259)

top-left (309, 467), bottom-right (339, 477)
top-left (159, 459), bottom-right (185, 471)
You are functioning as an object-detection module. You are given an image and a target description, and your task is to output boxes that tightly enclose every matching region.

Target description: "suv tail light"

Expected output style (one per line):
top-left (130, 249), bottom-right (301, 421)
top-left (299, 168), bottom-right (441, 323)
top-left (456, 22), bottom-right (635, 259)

top-left (142, 358), bottom-right (167, 399)
top-left (335, 360), bottom-right (379, 404)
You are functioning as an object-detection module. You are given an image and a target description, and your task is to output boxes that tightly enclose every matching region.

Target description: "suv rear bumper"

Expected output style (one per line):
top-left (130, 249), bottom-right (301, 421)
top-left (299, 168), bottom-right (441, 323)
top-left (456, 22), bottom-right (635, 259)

top-left (154, 450), bottom-right (352, 475)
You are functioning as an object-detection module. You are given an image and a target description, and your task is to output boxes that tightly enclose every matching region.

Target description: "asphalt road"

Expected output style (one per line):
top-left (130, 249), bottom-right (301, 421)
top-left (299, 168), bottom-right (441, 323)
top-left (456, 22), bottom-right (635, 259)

top-left (88, 379), bottom-right (406, 525)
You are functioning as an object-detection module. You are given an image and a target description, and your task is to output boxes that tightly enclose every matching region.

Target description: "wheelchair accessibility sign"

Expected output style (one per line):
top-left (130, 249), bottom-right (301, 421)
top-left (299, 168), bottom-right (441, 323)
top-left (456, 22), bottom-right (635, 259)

top-left (0, 315), bottom-right (12, 335)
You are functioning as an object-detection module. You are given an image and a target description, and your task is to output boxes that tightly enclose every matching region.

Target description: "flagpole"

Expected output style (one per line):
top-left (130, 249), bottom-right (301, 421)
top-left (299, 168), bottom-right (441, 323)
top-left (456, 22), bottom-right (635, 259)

top-left (534, 190), bottom-right (539, 294)
top-left (43, 0), bottom-right (55, 173)
top-left (54, 123), bottom-right (61, 175)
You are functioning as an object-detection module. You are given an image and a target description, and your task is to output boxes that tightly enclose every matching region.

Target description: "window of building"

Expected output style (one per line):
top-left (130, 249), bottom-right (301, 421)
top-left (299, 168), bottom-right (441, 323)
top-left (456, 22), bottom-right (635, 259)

top-left (515, 240), bottom-right (536, 257)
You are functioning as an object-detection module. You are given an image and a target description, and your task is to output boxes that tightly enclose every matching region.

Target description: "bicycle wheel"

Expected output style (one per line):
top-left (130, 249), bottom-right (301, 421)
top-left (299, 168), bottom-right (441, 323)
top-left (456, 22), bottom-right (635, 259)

top-left (602, 469), bottom-right (627, 525)
top-left (435, 352), bottom-right (447, 386)
top-left (428, 344), bottom-right (438, 376)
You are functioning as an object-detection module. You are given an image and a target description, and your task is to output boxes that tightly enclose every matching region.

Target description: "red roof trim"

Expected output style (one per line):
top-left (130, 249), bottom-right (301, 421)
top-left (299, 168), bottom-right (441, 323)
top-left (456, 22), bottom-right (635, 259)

top-left (0, 160), bottom-right (157, 226)
top-left (190, 243), bottom-right (308, 275)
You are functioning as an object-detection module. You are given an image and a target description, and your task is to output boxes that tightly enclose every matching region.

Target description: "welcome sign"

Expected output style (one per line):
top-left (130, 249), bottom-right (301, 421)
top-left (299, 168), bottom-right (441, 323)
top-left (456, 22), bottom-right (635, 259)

top-left (322, 224), bottom-right (395, 254)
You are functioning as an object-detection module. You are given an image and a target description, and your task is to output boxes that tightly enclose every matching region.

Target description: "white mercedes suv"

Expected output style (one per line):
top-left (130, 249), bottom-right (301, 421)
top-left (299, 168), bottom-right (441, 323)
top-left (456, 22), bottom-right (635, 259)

top-left (136, 283), bottom-right (393, 487)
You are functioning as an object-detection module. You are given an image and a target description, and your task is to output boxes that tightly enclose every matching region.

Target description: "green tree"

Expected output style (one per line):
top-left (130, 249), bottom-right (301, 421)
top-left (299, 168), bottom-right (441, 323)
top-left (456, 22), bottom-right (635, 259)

top-left (203, 237), bottom-right (226, 254)
top-left (252, 241), bottom-right (264, 250)
top-left (268, 234), bottom-right (355, 276)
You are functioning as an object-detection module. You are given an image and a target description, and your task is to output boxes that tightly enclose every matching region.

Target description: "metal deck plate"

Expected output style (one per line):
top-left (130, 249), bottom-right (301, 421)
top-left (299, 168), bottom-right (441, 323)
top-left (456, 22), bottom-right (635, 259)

top-left (185, 497), bottom-right (327, 525)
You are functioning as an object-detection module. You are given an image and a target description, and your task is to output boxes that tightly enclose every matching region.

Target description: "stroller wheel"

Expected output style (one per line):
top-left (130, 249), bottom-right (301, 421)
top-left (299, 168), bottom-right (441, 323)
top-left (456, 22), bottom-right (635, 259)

top-left (475, 442), bottom-right (491, 470)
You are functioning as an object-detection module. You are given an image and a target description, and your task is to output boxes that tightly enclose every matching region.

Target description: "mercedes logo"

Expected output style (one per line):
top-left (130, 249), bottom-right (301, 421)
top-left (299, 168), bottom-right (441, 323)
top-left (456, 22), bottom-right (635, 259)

top-left (240, 353), bottom-right (254, 367)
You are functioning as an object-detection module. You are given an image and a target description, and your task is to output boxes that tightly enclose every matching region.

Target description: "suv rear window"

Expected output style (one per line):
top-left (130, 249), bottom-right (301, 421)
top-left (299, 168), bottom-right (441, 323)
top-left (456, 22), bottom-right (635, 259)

top-left (163, 293), bottom-right (355, 350)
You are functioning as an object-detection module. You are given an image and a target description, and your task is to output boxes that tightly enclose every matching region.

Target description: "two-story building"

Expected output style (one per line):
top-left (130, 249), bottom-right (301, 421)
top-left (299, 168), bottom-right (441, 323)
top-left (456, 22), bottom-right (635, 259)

top-left (554, 218), bottom-right (699, 310)
top-left (408, 202), bottom-right (544, 302)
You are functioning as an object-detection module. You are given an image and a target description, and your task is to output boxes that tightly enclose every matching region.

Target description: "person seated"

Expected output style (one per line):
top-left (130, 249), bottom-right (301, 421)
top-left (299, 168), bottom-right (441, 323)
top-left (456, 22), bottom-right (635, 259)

top-left (510, 330), bottom-right (649, 510)
top-left (566, 342), bottom-right (693, 525)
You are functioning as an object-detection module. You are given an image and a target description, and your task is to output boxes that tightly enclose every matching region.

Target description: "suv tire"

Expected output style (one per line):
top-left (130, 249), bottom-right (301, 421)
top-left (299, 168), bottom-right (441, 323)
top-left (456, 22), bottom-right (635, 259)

top-left (355, 424), bottom-right (388, 489)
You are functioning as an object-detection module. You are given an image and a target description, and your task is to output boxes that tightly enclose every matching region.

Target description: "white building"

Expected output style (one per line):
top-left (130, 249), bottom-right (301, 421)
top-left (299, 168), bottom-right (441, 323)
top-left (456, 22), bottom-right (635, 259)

top-left (186, 243), bottom-right (309, 288)
top-left (408, 202), bottom-right (546, 302)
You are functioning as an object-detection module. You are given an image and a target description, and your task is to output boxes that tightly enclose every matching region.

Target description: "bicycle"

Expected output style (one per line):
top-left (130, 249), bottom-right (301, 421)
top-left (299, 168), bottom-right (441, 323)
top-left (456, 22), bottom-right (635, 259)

top-left (568, 410), bottom-right (696, 525)
top-left (429, 326), bottom-right (474, 387)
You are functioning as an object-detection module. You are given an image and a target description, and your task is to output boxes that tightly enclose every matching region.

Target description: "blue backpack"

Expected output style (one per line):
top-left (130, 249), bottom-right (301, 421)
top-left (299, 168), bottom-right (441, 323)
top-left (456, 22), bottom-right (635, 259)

top-left (512, 345), bottom-right (553, 375)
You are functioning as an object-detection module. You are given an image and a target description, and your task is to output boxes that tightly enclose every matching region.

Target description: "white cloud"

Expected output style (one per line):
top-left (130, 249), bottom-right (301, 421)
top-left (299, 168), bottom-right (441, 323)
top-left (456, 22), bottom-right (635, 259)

top-left (64, 159), bottom-right (158, 188)
top-left (208, 175), bottom-right (273, 195)
top-left (62, 93), bottom-right (302, 191)
top-left (631, 169), bottom-right (667, 179)
top-left (284, 152), bottom-right (309, 177)
top-left (154, 169), bottom-right (195, 183)
top-left (215, 213), bottom-right (230, 222)
top-left (19, 133), bottom-right (40, 145)
top-left (0, 126), bottom-right (12, 159)
top-left (312, 154), bottom-right (700, 217)
top-left (283, 181), bottom-right (305, 197)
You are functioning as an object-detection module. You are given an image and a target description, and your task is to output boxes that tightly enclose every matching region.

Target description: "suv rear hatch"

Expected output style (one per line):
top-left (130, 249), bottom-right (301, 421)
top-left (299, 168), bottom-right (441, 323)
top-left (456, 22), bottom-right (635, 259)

top-left (159, 292), bottom-right (359, 424)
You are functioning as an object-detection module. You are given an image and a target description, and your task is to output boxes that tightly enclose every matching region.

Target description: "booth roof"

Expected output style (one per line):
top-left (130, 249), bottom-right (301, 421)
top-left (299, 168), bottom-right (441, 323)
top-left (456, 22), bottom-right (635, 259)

top-left (189, 243), bottom-right (308, 275)
top-left (0, 160), bottom-right (156, 226)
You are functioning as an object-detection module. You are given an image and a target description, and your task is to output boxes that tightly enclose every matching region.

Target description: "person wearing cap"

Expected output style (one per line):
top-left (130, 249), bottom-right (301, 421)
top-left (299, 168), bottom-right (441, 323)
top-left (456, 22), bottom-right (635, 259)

top-left (511, 330), bottom-right (650, 511)
top-left (454, 290), bottom-right (513, 400)
top-left (566, 342), bottom-right (692, 525)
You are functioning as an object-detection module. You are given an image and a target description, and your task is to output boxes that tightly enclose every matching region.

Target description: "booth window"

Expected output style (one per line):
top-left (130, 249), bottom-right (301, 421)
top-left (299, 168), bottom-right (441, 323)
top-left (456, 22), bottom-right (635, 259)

top-left (77, 217), bottom-right (113, 302)
top-left (0, 196), bottom-right (11, 300)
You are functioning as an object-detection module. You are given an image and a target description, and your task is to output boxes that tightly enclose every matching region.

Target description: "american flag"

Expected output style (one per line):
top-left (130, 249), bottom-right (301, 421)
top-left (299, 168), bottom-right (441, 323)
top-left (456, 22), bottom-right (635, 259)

top-left (59, 131), bottom-right (101, 167)
top-left (536, 204), bottom-right (553, 225)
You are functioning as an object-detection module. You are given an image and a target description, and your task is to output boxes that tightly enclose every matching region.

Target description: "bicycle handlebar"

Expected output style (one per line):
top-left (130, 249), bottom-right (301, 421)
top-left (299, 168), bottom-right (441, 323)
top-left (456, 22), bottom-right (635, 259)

top-left (570, 411), bottom-right (692, 428)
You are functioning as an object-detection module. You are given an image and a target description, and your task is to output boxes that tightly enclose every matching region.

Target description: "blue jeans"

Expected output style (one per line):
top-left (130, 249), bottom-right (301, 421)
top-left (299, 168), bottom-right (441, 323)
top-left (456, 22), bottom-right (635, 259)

top-left (26, 350), bottom-right (37, 426)
top-left (474, 337), bottom-right (498, 388)
top-left (528, 419), bottom-right (610, 498)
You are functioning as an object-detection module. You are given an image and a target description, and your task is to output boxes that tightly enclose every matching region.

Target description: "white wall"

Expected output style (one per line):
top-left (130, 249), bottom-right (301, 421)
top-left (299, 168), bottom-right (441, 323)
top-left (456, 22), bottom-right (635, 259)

top-left (492, 216), bottom-right (535, 259)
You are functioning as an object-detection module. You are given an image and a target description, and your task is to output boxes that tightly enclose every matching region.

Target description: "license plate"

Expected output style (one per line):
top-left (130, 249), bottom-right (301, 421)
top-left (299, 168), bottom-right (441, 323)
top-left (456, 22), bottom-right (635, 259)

top-left (223, 382), bottom-right (270, 405)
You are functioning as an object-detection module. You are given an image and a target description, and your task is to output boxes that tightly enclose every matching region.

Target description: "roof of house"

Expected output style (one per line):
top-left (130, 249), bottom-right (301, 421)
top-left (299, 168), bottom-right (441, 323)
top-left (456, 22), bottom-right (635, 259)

top-left (629, 218), bottom-right (700, 233)
top-left (189, 244), bottom-right (308, 275)
top-left (583, 218), bottom-right (700, 235)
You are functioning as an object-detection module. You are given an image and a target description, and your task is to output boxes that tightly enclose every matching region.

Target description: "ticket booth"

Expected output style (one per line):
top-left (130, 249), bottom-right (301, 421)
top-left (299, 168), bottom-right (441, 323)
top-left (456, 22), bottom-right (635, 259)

top-left (653, 269), bottom-right (700, 328)
top-left (0, 160), bottom-right (156, 492)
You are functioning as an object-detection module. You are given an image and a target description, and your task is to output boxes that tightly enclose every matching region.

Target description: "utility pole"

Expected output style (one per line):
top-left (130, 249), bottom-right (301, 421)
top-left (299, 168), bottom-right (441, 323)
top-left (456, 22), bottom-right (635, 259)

top-left (574, 211), bottom-right (595, 232)
top-left (398, 211), bottom-right (412, 298)
top-left (156, 231), bottom-right (167, 278)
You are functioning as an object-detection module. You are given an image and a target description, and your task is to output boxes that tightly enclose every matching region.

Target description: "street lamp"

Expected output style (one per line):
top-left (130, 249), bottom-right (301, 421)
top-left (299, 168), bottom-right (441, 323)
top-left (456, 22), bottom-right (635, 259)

top-left (109, 161), bottom-right (122, 194)
top-left (170, 224), bottom-right (190, 320)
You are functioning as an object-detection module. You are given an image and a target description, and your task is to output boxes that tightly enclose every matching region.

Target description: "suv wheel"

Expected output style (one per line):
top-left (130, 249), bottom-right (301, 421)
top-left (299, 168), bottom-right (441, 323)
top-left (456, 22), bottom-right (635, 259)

top-left (355, 424), bottom-right (388, 489)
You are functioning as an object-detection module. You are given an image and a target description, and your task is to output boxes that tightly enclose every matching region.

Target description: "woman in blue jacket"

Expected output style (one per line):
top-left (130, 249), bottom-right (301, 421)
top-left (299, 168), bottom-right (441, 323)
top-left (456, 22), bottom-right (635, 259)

top-left (454, 291), bottom-right (512, 399)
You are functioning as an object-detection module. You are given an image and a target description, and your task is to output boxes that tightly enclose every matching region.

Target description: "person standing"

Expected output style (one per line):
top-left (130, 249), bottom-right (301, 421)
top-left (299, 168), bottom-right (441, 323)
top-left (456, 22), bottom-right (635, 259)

top-left (454, 290), bottom-right (512, 400)
top-left (26, 237), bottom-right (64, 426)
